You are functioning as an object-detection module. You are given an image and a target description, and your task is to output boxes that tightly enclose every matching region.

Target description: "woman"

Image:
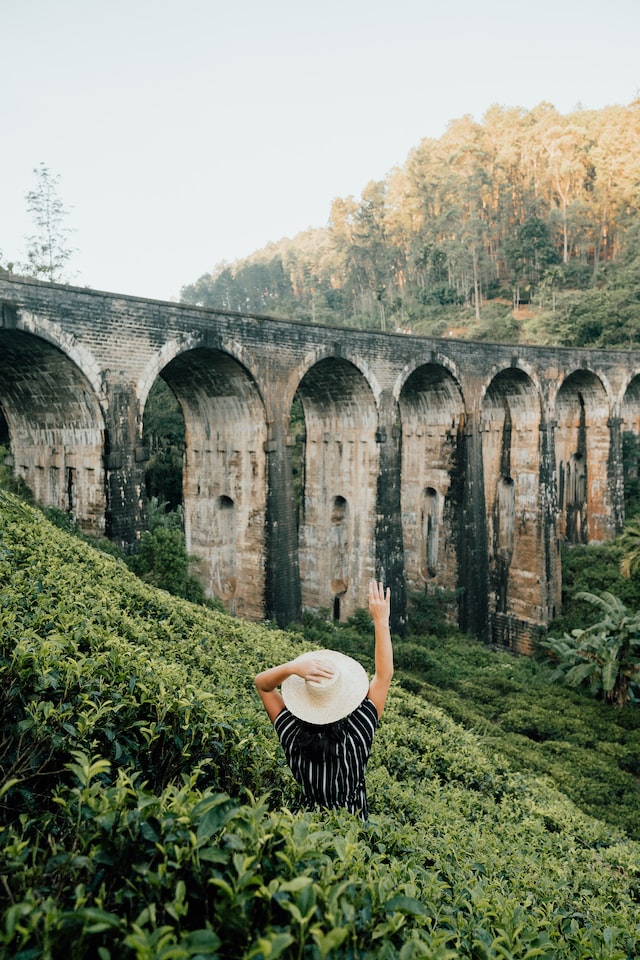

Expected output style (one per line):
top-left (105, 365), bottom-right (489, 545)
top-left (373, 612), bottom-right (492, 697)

top-left (254, 580), bottom-right (393, 819)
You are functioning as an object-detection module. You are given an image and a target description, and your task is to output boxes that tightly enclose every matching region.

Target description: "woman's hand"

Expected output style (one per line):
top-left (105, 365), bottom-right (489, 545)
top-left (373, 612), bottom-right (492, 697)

top-left (255, 657), bottom-right (335, 722)
top-left (294, 658), bottom-right (335, 684)
top-left (368, 579), bottom-right (390, 624)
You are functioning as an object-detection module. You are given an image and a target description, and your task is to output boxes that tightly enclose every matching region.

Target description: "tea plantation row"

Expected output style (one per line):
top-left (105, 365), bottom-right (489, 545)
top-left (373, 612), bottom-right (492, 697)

top-left (1, 492), bottom-right (639, 958)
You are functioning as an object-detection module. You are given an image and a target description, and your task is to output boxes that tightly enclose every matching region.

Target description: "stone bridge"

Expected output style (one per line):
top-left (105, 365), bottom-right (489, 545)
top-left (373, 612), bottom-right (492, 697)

top-left (2, 275), bottom-right (640, 651)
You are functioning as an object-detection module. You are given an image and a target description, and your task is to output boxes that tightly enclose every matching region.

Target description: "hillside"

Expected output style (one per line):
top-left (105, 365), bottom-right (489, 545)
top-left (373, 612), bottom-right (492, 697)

top-left (181, 101), bottom-right (640, 351)
top-left (1, 491), bottom-right (640, 958)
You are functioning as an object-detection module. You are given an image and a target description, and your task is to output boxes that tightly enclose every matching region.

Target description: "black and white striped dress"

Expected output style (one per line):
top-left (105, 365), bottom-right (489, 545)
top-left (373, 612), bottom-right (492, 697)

top-left (274, 698), bottom-right (378, 819)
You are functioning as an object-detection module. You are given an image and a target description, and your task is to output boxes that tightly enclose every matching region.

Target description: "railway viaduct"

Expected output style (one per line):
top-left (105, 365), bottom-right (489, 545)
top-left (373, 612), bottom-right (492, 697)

top-left (2, 274), bottom-right (640, 651)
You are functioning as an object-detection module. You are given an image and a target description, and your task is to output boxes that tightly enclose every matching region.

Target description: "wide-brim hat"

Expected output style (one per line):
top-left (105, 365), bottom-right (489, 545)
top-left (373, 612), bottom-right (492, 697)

top-left (281, 649), bottom-right (369, 725)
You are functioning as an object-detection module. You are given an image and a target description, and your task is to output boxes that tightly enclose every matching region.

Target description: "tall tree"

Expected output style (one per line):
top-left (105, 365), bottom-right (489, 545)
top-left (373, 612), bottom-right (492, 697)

top-left (588, 103), bottom-right (640, 280)
top-left (539, 119), bottom-right (589, 264)
top-left (23, 162), bottom-right (75, 282)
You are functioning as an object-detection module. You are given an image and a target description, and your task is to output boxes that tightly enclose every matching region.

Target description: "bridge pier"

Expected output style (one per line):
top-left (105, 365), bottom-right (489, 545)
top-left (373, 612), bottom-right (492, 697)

top-left (458, 411), bottom-right (490, 642)
top-left (375, 398), bottom-right (407, 636)
top-left (104, 384), bottom-right (146, 551)
top-left (264, 419), bottom-right (302, 627)
top-left (539, 416), bottom-right (562, 625)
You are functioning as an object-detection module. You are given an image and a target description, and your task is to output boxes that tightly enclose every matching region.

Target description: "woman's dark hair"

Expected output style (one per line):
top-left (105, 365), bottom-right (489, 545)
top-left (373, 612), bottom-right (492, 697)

top-left (297, 716), bottom-right (349, 761)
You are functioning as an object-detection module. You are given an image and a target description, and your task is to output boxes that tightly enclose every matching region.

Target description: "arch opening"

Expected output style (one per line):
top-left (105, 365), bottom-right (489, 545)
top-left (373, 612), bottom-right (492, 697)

top-left (0, 329), bottom-right (107, 534)
top-left (296, 357), bottom-right (378, 620)
top-left (555, 370), bottom-right (611, 544)
top-left (399, 363), bottom-right (465, 613)
top-left (148, 347), bottom-right (267, 619)
top-left (142, 378), bottom-right (185, 513)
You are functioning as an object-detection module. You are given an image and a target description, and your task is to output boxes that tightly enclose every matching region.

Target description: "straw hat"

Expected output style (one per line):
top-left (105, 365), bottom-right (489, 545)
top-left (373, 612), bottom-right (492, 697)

top-left (281, 649), bottom-right (370, 725)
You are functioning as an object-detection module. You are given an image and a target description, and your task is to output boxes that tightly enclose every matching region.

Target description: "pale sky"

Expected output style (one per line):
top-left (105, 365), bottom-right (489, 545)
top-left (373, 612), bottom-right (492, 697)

top-left (2, 0), bottom-right (638, 302)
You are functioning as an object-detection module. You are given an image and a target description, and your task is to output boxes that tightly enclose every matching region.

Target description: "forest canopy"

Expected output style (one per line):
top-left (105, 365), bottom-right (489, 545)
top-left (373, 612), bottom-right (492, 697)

top-left (181, 101), bottom-right (640, 347)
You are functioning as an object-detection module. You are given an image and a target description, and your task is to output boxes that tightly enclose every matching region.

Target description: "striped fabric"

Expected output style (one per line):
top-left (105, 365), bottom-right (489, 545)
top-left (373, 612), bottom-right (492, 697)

top-left (274, 698), bottom-right (378, 819)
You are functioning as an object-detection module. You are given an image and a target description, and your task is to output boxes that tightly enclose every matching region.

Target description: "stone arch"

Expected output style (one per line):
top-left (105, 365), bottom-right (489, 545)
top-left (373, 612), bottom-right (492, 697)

top-left (398, 363), bottom-right (466, 609)
top-left (478, 356), bottom-right (544, 409)
top-left (481, 367), bottom-right (544, 633)
top-left (137, 333), bottom-right (266, 418)
top-left (394, 351), bottom-right (462, 405)
top-left (11, 309), bottom-right (105, 401)
top-left (296, 356), bottom-right (378, 620)
top-left (554, 369), bottom-right (612, 543)
top-left (284, 344), bottom-right (383, 421)
top-left (0, 329), bottom-right (107, 534)
top-left (150, 346), bottom-right (267, 618)
top-left (621, 373), bottom-right (640, 430)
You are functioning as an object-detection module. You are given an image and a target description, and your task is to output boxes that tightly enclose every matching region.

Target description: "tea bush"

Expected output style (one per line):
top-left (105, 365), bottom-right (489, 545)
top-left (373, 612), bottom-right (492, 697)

top-left (1, 491), bottom-right (640, 959)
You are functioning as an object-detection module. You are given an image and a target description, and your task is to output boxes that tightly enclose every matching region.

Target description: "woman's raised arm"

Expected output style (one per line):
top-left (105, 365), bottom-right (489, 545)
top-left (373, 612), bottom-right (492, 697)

top-left (366, 580), bottom-right (394, 717)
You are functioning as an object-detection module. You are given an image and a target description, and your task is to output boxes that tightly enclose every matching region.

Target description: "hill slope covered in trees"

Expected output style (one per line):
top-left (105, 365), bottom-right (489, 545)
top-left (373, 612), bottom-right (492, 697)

top-left (182, 101), bottom-right (640, 348)
top-left (1, 491), bottom-right (640, 958)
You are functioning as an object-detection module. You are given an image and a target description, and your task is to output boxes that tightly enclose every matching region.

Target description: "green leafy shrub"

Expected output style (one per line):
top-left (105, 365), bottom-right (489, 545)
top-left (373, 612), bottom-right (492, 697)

top-left (619, 513), bottom-right (640, 578)
top-left (407, 587), bottom-right (462, 638)
top-left (127, 523), bottom-right (208, 603)
top-left (1, 490), bottom-right (640, 959)
top-left (544, 591), bottom-right (640, 706)
top-left (122, 498), bottom-right (226, 608)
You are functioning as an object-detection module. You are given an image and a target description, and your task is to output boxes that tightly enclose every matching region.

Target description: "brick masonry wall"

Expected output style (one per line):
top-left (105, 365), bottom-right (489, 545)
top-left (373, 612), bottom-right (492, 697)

top-left (2, 275), bottom-right (640, 646)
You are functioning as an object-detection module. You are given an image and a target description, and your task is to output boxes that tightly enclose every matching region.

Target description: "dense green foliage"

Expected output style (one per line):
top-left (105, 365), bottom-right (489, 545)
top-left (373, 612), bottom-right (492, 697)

top-left (544, 592), bottom-right (640, 706)
top-left (550, 541), bottom-right (640, 637)
top-left (2, 491), bottom-right (640, 958)
top-left (125, 498), bottom-right (214, 607)
top-left (619, 515), bottom-right (640, 580)
top-left (182, 101), bottom-right (640, 346)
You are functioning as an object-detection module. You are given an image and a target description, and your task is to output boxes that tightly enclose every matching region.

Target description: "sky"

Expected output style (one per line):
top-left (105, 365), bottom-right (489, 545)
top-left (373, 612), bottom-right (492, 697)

top-left (2, 0), bottom-right (639, 303)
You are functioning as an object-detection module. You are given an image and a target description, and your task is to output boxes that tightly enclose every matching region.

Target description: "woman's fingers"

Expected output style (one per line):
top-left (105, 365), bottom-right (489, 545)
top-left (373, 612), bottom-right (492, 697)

top-left (368, 580), bottom-right (390, 609)
top-left (299, 659), bottom-right (335, 682)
